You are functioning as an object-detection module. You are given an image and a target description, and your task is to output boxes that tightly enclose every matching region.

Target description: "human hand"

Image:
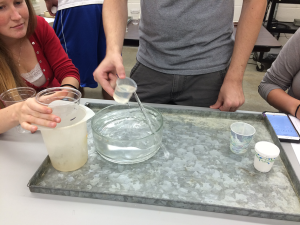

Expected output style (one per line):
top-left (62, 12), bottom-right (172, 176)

top-left (16, 98), bottom-right (61, 132)
top-left (93, 53), bottom-right (125, 97)
top-left (44, 0), bottom-right (58, 16)
top-left (210, 79), bottom-right (245, 112)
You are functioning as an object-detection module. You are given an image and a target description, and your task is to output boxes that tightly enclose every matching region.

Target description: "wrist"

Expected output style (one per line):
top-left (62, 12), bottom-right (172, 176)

top-left (11, 102), bottom-right (23, 123)
top-left (106, 46), bottom-right (122, 56)
top-left (60, 84), bottom-right (78, 90)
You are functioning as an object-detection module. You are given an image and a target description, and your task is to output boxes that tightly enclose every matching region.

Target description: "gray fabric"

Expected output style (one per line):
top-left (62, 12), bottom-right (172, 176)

top-left (137, 0), bottom-right (234, 75)
top-left (258, 28), bottom-right (300, 101)
top-left (130, 61), bottom-right (227, 107)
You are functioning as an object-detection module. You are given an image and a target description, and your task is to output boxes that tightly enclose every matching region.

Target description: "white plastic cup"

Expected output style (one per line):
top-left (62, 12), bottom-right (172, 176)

top-left (113, 77), bottom-right (137, 104)
top-left (254, 141), bottom-right (280, 173)
top-left (230, 122), bottom-right (256, 154)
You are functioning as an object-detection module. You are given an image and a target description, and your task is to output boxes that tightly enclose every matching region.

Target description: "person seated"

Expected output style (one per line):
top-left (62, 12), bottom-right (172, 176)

top-left (258, 28), bottom-right (300, 119)
top-left (0, 0), bottom-right (80, 134)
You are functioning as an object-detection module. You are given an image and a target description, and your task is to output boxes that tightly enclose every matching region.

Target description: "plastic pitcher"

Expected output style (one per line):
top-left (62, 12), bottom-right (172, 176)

top-left (38, 105), bottom-right (95, 172)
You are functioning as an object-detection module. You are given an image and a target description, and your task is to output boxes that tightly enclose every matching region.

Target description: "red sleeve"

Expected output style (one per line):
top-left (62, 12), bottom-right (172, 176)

top-left (36, 16), bottom-right (80, 84)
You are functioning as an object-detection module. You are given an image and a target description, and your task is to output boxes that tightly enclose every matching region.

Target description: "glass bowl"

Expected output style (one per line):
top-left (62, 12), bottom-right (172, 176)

top-left (91, 104), bottom-right (163, 164)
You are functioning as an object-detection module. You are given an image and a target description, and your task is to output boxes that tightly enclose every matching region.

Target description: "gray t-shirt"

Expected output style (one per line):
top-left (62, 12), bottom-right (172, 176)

top-left (137, 0), bottom-right (235, 75)
top-left (258, 28), bottom-right (300, 101)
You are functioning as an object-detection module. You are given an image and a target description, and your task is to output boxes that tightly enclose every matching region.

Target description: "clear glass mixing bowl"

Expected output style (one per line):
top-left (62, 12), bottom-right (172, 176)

top-left (91, 104), bottom-right (163, 164)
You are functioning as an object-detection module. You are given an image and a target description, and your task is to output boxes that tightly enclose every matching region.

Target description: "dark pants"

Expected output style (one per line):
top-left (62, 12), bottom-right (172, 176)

top-left (130, 61), bottom-right (228, 107)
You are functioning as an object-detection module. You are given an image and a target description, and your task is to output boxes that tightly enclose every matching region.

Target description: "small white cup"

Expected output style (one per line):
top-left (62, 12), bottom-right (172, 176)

top-left (254, 141), bottom-right (280, 173)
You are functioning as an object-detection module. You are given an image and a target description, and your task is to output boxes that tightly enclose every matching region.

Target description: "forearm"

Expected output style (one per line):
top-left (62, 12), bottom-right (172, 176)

top-left (103, 0), bottom-right (128, 55)
top-left (226, 0), bottom-right (266, 82)
top-left (267, 89), bottom-right (300, 118)
top-left (0, 104), bottom-right (21, 134)
top-left (61, 77), bottom-right (80, 89)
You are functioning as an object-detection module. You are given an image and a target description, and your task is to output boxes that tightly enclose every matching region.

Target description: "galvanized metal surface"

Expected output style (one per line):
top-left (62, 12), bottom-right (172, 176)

top-left (28, 102), bottom-right (300, 222)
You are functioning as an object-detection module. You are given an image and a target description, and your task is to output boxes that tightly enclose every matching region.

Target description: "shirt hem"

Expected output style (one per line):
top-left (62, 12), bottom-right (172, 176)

top-left (58, 1), bottom-right (103, 10)
top-left (137, 56), bottom-right (230, 76)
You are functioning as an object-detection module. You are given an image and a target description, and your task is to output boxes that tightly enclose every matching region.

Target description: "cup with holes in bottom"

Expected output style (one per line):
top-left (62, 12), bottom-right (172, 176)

top-left (230, 122), bottom-right (256, 154)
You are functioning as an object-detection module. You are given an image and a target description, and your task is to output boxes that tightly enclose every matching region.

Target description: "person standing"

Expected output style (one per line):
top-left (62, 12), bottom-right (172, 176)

top-left (94, 0), bottom-right (267, 112)
top-left (45, 0), bottom-right (106, 89)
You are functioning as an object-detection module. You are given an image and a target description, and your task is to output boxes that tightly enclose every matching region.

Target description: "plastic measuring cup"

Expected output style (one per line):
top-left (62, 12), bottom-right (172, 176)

top-left (39, 105), bottom-right (95, 171)
top-left (35, 87), bottom-right (81, 128)
top-left (113, 77), bottom-right (137, 104)
top-left (0, 87), bottom-right (36, 133)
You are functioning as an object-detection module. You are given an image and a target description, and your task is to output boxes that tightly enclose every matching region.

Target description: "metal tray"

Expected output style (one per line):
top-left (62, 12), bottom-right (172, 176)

top-left (28, 102), bottom-right (300, 222)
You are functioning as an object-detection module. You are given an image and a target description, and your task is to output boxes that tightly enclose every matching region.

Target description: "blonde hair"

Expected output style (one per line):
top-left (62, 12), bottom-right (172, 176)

top-left (0, 0), bottom-right (37, 108)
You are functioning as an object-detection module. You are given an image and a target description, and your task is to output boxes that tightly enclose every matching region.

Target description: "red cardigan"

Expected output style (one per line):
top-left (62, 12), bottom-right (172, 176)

top-left (26, 16), bottom-right (80, 91)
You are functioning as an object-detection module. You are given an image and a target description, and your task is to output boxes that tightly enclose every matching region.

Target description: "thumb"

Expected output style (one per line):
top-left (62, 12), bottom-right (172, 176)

top-left (210, 99), bottom-right (223, 109)
top-left (116, 63), bottom-right (126, 79)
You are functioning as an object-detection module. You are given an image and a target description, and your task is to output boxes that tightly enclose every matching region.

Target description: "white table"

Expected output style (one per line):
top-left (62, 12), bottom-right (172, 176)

top-left (0, 99), bottom-right (299, 225)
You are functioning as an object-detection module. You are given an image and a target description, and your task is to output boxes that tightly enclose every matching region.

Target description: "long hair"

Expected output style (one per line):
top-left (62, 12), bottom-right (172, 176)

top-left (0, 0), bottom-right (37, 108)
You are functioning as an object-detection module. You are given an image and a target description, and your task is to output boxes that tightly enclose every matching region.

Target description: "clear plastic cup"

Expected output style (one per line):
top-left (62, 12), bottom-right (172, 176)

top-left (0, 87), bottom-right (36, 133)
top-left (230, 122), bottom-right (256, 154)
top-left (35, 87), bottom-right (81, 128)
top-left (130, 9), bottom-right (140, 25)
top-left (113, 77), bottom-right (137, 104)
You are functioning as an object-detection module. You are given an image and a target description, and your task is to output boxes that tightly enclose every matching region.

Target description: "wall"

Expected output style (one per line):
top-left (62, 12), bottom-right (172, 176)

top-left (35, 0), bottom-right (300, 45)
top-left (234, 0), bottom-right (300, 45)
top-left (39, 0), bottom-right (47, 15)
top-left (129, 0), bottom-right (300, 46)
top-left (128, 0), bottom-right (141, 18)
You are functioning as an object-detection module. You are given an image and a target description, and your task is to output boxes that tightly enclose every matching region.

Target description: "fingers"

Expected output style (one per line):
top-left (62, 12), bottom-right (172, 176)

top-left (210, 97), bottom-right (244, 112)
top-left (116, 62), bottom-right (126, 79)
top-left (100, 74), bottom-right (115, 97)
top-left (210, 99), bottom-right (222, 109)
top-left (25, 98), bottom-right (52, 114)
top-left (219, 99), bottom-right (244, 112)
top-left (93, 56), bottom-right (124, 97)
top-left (18, 99), bottom-right (61, 130)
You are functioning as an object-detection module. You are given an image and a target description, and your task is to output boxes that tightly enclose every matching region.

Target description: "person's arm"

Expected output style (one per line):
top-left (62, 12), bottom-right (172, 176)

top-left (258, 29), bottom-right (300, 118)
top-left (267, 89), bottom-right (300, 118)
top-left (210, 0), bottom-right (267, 112)
top-left (0, 99), bottom-right (59, 134)
top-left (93, 0), bottom-right (128, 97)
top-left (61, 77), bottom-right (80, 89)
